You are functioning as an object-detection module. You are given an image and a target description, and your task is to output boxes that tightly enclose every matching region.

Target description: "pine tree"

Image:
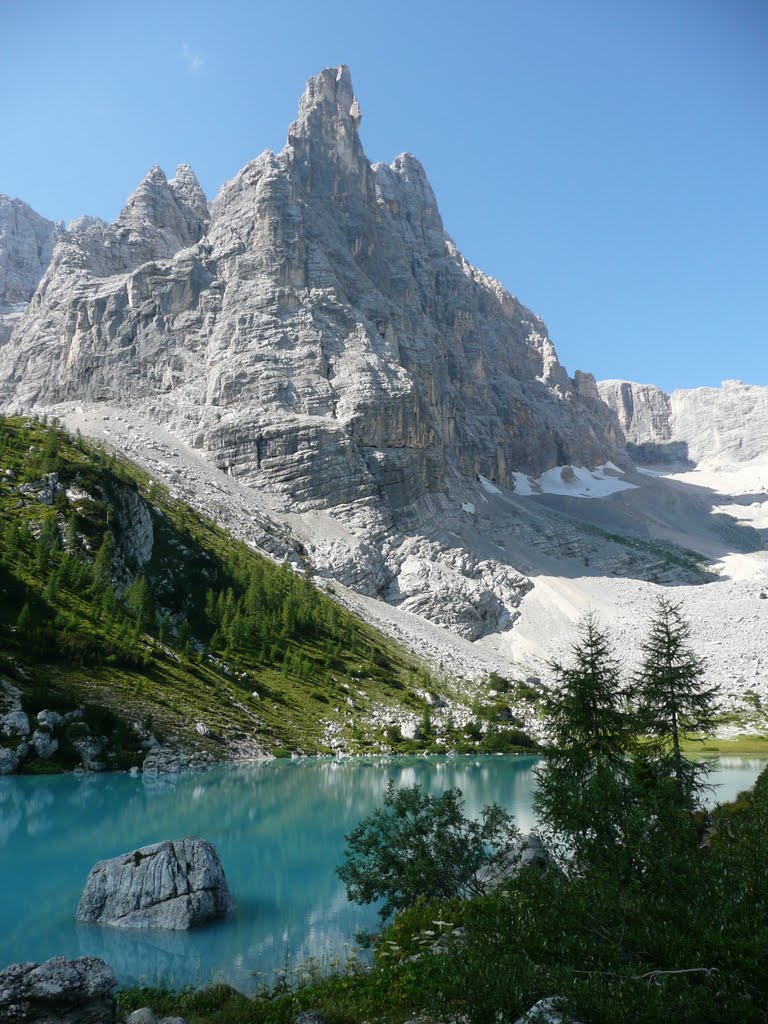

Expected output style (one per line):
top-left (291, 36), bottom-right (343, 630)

top-left (124, 575), bottom-right (156, 632)
top-left (65, 512), bottom-right (78, 552)
top-left (17, 601), bottom-right (34, 632)
top-left (534, 613), bottom-right (634, 870)
top-left (91, 533), bottom-right (115, 593)
top-left (35, 512), bottom-right (59, 572)
top-left (634, 596), bottom-right (718, 798)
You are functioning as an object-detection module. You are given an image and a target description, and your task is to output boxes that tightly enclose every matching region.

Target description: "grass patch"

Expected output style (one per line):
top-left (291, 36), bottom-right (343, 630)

top-left (0, 415), bottom-right (459, 762)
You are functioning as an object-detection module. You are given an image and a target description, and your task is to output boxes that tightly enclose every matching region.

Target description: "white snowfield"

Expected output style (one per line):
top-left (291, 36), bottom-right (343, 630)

top-left (508, 462), bottom-right (637, 500)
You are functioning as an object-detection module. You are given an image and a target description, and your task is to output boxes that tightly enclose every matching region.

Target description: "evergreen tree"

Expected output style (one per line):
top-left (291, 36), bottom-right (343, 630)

top-left (35, 511), bottom-right (59, 572)
top-left (124, 575), bottom-right (156, 632)
top-left (65, 512), bottom-right (78, 552)
top-left (534, 613), bottom-right (634, 871)
top-left (91, 533), bottom-right (115, 593)
top-left (17, 601), bottom-right (34, 632)
top-left (634, 596), bottom-right (718, 798)
top-left (178, 618), bottom-right (191, 654)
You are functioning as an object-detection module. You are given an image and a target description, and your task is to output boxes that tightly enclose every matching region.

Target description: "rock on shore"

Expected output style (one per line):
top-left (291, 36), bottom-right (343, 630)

top-left (0, 955), bottom-right (116, 1023)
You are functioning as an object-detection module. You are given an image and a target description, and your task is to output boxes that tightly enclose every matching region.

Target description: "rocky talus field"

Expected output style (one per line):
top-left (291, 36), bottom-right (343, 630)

top-left (0, 65), bottom-right (766, 748)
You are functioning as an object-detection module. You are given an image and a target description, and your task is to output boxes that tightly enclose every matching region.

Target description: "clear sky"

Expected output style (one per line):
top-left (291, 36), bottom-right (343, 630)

top-left (1, 0), bottom-right (766, 391)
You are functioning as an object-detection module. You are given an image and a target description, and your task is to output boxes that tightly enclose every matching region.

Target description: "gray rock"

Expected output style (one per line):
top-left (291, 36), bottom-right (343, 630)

top-left (0, 66), bottom-right (623, 641)
top-left (142, 746), bottom-right (214, 774)
top-left (125, 1009), bottom-right (158, 1024)
top-left (72, 735), bottom-right (107, 767)
top-left (75, 837), bottom-right (234, 929)
top-left (31, 729), bottom-right (59, 760)
top-left (158, 1018), bottom-right (188, 1024)
top-left (476, 832), bottom-right (553, 890)
top-left (513, 997), bottom-right (581, 1024)
top-left (0, 748), bottom-right (19, 775)
top-left (37, 709), bottom-right (64, 729)
top-left (0, 196), bottom-right (63, 346)
top-left (1, 710), bottom-right (30, 737)
top-left (399, 721), bottom-right (420, 741)
top-left (598, 377), bottom-right (768, 466)
top-left (65, 708), bottom-right (85, 722)
top-left (295, 1013), bottom-right (327, 1024)
top-left (0, 954), bottom-right (116, 1023)
top-left (16, 741), bottom-right (31, 761)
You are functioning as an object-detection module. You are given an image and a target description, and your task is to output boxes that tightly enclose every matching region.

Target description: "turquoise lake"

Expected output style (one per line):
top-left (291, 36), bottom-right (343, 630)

top-left (0, 755), bottom-right (764, 993)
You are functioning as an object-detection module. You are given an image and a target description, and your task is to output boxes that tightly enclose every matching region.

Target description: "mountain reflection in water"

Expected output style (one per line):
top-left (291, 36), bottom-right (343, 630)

top-left (0, 755), bottom-right (761, 993)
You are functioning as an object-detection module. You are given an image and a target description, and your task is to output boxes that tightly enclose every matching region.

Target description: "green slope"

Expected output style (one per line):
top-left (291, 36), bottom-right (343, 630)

top-left (0, 415), bottom-right (456, 762)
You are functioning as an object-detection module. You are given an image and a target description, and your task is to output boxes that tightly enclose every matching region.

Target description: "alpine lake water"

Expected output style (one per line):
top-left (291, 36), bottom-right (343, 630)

top-left (1, 754), bottom-right (764, 994)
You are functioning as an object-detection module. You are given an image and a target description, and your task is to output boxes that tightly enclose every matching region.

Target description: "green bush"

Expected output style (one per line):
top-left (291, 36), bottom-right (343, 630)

top-left (337, 782), bottom-right (519, 920)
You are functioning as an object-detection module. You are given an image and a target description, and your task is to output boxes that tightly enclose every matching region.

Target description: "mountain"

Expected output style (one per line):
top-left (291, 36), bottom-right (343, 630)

top-left (0, 67), bottom-right (766, 738)
top-left (0, 66), bottom-right (641, 643)
top-left (0, 415), bottom-right (540, 767)
top-left (598, 378), bottom-right (768, 467)
top-left (0, 196), bottom-right (63, 345)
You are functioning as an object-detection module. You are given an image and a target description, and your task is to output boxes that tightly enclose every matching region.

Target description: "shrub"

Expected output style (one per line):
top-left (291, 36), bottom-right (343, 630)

top-left (337, 782), bottom-right (520, 920)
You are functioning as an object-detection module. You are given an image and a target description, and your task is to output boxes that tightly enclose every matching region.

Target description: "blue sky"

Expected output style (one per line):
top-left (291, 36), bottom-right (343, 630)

top-left (1, 0), bottom-right (765, 391)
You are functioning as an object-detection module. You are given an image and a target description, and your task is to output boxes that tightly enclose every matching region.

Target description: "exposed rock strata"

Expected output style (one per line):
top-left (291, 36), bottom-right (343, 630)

top-left (0, 196), bottom-right (63, 345)
top-left (76, 837), bottom-right (234, 929)
top-left (598, 378), bottom-right (768, 466)
top-left (0, 67), bottom-right (624, 638)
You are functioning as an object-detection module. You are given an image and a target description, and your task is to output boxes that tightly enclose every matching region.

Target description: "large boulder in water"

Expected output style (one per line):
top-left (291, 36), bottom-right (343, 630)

top-left (75, 837), bottom-right (234, 930)
top-left (0, 955), bottom-right (116, 1023)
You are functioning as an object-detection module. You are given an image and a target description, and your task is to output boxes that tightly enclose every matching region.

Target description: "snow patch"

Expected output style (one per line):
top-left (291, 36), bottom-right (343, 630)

top-left (535, 465), bottom-right (637, 498)
top-left (511, 472), bottom-right (537, 496)
top-left (511, 465), bottom-right (638, 500)
top-left (461, 502), bottom-right (476, 514)
top-left (479, 475), bottom-right (502, 495)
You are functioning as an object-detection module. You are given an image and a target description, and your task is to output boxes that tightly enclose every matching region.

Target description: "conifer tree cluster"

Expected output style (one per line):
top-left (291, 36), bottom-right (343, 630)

top-left (535, 599), bottom-right (719, 875)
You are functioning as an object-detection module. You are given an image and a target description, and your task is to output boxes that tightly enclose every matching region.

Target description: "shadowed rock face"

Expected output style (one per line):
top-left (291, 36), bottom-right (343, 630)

top-left (75, 837), bottom-right (234, 929)
top-left (598, 378), bottom-right (768, 466)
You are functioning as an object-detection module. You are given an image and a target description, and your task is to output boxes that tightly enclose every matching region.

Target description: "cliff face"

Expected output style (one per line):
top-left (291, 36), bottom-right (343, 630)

top-left (0, 196), bottom-right (63, 345)
top-left (598, 378), bottom-right (768, 466)
top-left (0, 66), bottom-right (631, 640)
top-left (0, 67), bottom-right (622, 503)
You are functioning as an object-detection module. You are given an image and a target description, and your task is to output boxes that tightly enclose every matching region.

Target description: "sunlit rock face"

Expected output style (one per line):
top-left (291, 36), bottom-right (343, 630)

top-left (0, 196), bottom-right (63, 345)
top-left (0, 66), bottom-right (627, 639)
top-left (598, 378), bottom-right (768, 466)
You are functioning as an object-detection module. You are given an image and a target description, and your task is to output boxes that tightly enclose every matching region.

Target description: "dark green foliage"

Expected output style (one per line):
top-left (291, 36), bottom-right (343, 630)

top-left (117, 771), bottom-right (768, 1024)
top-left (0, 415), bottom-right (439, 758)
top-left (634, 596), bottom-right (719, 796)
top-left (124, 575), bottom-right (156, 630)
top-left (534, 613), bottom-right (636, 871)
top-left (337, 782), bottom-right (519, 920)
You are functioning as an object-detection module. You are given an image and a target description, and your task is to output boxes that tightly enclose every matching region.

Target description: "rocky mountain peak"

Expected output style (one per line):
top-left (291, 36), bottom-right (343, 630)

top-left (0, 196), bottom-right (63, 305)
top-left (0, 66), bottom-right (629, 640)
top-left (286, 65), bottom-right (368, 196)
top-left (169, 163), bottom-right (210, 224)
top-left (114, 163), bottom-right (208, 259)
top-left (295, 64), bottom-right (360, 131)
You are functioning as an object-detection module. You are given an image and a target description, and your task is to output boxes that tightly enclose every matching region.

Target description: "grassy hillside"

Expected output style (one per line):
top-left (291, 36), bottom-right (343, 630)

top-left (0, 416), bottom-right (536, 765)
